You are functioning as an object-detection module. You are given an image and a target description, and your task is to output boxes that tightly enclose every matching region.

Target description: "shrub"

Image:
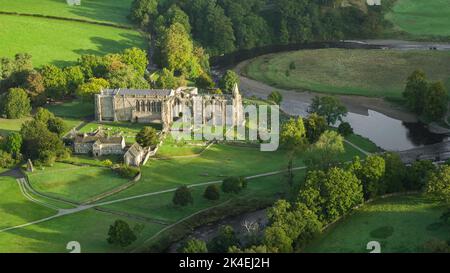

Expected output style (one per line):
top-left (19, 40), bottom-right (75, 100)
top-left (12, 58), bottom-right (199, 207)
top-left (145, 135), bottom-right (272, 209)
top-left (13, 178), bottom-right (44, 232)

top-left (136, 127), bottom-right (159, 148)
top-left (3, 88), bottom-right (31, 119)
top-left (337, 122), bottom-right (353, 137)
top-left (222, 176), bottom-right (246, 194)
top-left (103, 159), bottom-right (113, 167)
top-left (0, 150), bottom-right (16, 168)
top-left (204, 184), bottom-right (220, 200)
top-left (181, 238), bottom-right (208, 253)
top-left (114, 164), bottom-right (140, 179)
top-left (173, 185), bottom-right (193, 206)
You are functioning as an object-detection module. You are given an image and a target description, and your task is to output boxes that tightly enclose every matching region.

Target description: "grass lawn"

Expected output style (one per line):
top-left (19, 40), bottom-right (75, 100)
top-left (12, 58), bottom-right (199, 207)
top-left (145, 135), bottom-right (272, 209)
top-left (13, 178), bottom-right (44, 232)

top-left (0, 208), bottom-right (165, 253)
top-left (157, 135), bottom-right (206, 158)
top-left (0, 176), bottom-right (56, 230)
top-left (103, 171), bottom-right (303, 225)
top-left (385, 0), bottom-right (450, 38)
top-left (0, 0), bottom-right (135, 26)
top-left (103, 141), bottom-right (366, 200)
top-left (243, 49), bottom-right (450, 99)
top-left (0, 15), bottom-right (146, 67)
top-left (0, 117), bottom-right (31, 136)
top-left (346, 134), bottom-right (381, 153)
top-left (46, 100), bottom-right (94, 119)
top-left (305, 195), bottom-right (450, 253)
top-left (79, 121), bottom-right (157, 144)
top-left (27, 163), bottom-right (130, 203)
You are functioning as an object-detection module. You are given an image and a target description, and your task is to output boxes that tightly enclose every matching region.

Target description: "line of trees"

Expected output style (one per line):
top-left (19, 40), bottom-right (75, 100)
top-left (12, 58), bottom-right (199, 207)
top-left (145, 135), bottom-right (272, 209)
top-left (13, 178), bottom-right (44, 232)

top-left (130, 0), bottom-right (388, 57)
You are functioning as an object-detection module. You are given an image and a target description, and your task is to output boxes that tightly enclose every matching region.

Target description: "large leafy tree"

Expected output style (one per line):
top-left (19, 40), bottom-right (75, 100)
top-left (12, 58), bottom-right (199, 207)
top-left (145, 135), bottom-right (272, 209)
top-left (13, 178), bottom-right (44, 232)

top-left (136, 126), bottom-right (159, 147)
top-left (173, 186), bottom-right (194, 206)
top-left (219, 70), bottom-right (239, 94)
top-left (2, 88), bottom-right (31, 119)
top-left (208, 225), bottom-right (239, 253)
top-left (76, 78), bottom-right (109, 100)
top-left (304, 113), bottom-right (327, 143)
top-left (403, 70), bottom-right (428, 114)
top-left (40, 64), bottom-right (67, 98)
top-left (299, 167), bottom-right (363, 224)
top-left (308, 96), bottom-right (347, 125)
top-left (181, 239), bottom-right (208, 253)
top-left (350, 155), bottom-right (386, 199)
top-left (305, 130), bottom-right (344, 170)
top-left (424, 81), bottom-right (448, 121)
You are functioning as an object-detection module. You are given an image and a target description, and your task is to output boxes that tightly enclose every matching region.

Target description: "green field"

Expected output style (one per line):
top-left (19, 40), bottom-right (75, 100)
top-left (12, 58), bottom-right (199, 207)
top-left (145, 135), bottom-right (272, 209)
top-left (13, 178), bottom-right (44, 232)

top-left (386, 0), bottom-right (450, 38)
top-left (0, 0), bottom-right (135, 26)
top-left (0, 14), bottom-right (145, 67)
top-left (27, 163), bottom-right (130, 203)
top-left (243, 49), bottom-right (450, 98)
top-left (46, 100), bottom-right (94, 119)
top-left (0, 208), bottom-right (164, 253)
top-left (306, 195), bottom-right (450, 253)
top-left (0, 176), bottom-right (56, 230)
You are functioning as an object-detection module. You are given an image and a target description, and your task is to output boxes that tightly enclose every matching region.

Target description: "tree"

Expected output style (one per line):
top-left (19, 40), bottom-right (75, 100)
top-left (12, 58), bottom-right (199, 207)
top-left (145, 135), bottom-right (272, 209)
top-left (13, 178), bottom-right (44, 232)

top-left (406, 160), bottom-right (436, 191)
top-left (64, 66), bottom-right (85, 95)
top-left (403, 70), bottom-right (428, 114)
top-left (338, 122), bottom-right (353, 137)
top-left (107, 220), bottom-right (137, 247)
top-left (4, 132), bottom-right (22, 158)
top-left (308, 96), bottom-right (347, 125)
top-left (0, 150), bottom-right (16, 168)
top-left (268, 91), bottom-right (283, 105)
top-left (280, 117), bottom-right (308, 151)
top-left (208, 225), bottom-right (239, 253)
top-left (383, 152), bottom-right (407, 193)
top-left (298, 167), bottom-right (363, 224)
top-left (426, 166), bottom-right (450, 203)
top-left (173, 186), bottom-right (193, 206)
top-left (136, 127), bottom-right (159, 147)
top-left (195, 73), bottom-right (215, 89)
top-left (263, 226), bottom-right (293, 253)
top-left (181, 239), bottom-right (208, 253)
top-left (76, 78), bottom-right (109, 100)
top-left (23, 70), bottom-right (46, 105)
top-left (304, 113), bottom-right (327, 143)
top-left (121, 47), bottom-right (148, 77)
top-left (40, 64), bottom-right (67, 98)
top-left (47, 117), bottom-right (67, 137)
top-left (3, 88), bottom-right (31, 119)
top-left (155, 68), bottom-right (185, 89)
top-left (305, 130), bottom-right (344, 170)
top-left (424, 82), bottom-right (448, 121)
top-left (351, 155), bottom-right (385, 199)
top-left (222, 176), bottom-right (246, 194)
top-left (219, 70), bottom-right (239, 94)
top-left (267, 200), bottom-right (322, 250)
top-left (204, 184), bottom-right (220, 200)
top-left (20, 119), bottom-right (66, 164)
top-left (130, 0), bottom-right (159, 27)
top-left (34, 107), bottom-right (54, 124)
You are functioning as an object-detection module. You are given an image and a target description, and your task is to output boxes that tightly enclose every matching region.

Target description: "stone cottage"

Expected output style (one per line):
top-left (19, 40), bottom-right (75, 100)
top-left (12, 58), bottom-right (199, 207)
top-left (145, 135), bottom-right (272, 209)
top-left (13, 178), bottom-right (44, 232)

top-left (73, 130), bottom-right (125, 156)
top-left (124, 143), bottom-right (146, 167)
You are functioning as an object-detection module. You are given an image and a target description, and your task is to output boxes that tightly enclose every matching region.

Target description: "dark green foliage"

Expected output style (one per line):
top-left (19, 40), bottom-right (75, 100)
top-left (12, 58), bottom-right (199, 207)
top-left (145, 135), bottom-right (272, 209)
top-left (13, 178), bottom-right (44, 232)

top-left (173, 185), bottom-right (194, 206)
top-left (304, 113), bottom-right (327, 143)
top-left (424, 82), bottom-right (448, 121)
top-left (2, 88), bottom-right (31, 119)
top-left (222, 176), bottom-right (246, 194)
top-left (406, 160), bottom-right (436, 191)
top-left (298, 167), bottom-right (364, 224)
top-left (267, 91), bottom-right (282, 105)
top-left (382, 152), bottom-right (407, 194)
top-left (219, 70), bottom-right (239, 94)
top-left (3, 132), bottom-right (22, 158)
top-left (114, 164), bottom-right (140, 179)
top-left (350, 155), bottom-right (386, 199)
top-left (308, 96), bottom-right (347, 125)
top-left (107, 220), bottom-right (137, 247)
top-left (338, 122), bottom-right (353, 137)
top-left (0, 150), bottom-right (16, 168)
top-left (136, 126), bottom-right (159, 147)
top-left (208, 225), bottom-right (239, 253)
top-left (204, 184), bottom-right (220, 200)
top-left (403, 70), bottom-right (428, 114)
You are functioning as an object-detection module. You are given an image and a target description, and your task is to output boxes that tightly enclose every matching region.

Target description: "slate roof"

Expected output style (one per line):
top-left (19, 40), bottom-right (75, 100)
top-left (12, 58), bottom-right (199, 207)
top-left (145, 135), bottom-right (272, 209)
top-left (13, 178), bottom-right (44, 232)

top-left (125, 143), bottom-right (145, 158)
top-left (101, 89), bottom-right (172, 97)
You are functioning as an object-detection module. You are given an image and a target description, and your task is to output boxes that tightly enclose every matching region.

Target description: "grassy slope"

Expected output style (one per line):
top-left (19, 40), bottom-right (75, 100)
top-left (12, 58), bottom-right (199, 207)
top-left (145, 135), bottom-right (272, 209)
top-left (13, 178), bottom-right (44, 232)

top-left (27, 163), bottom-right (129, 203)
top-left (0, 15), bottom-right (145, 67)
top-left (0, 117), bottom-right (32, 136)
top-left (0, 208), bottom-right (165, 253)
top-left (385, 0), bottom-right (450, 37)
top-left (0, 0), bottom-right (134, 26)
top-left (305, 195), bottom-right (449, 253)
top-left (243, 49), bottom-right (450, 98)
top-left (0, 176), bottom-right (55, 230)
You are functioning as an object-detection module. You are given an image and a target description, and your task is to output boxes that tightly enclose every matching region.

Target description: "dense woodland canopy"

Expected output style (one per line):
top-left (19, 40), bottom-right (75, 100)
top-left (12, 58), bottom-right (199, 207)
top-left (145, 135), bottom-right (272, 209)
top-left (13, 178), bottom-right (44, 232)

top-left (131, 0), bottom-right (389, 57)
